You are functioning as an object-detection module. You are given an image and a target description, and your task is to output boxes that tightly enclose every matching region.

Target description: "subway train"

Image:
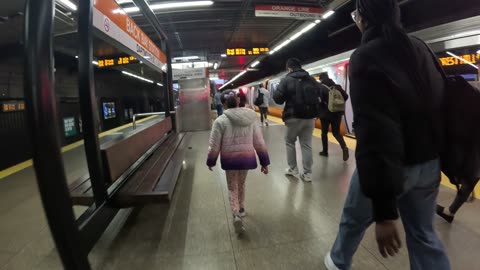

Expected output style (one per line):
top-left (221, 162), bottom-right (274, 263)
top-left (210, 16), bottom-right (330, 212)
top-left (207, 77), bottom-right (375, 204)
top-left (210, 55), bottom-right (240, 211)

top-left (237, 50), bottom-right (355, 137)
top-left (237, 15), bottom-right (480, 138)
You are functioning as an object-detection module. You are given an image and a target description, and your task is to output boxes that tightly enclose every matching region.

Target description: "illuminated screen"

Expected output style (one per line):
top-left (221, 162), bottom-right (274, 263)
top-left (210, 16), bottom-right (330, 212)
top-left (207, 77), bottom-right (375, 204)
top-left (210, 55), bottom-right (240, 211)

top-left (226, 47), bottom-right (270, 56)
top-left (103, 102), bottom-right (116, 120)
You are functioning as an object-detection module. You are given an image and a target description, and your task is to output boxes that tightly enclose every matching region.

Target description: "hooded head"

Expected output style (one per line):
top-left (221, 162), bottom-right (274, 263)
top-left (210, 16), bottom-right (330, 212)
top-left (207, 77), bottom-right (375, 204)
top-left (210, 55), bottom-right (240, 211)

top-left (224, 108), bottom-right (257, 127)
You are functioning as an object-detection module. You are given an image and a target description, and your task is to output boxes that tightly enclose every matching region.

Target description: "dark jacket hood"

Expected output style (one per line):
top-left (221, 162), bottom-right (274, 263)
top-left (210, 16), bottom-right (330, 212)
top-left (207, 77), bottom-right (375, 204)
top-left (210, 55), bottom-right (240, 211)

top-left (287, 69), bottom-right (310, 79)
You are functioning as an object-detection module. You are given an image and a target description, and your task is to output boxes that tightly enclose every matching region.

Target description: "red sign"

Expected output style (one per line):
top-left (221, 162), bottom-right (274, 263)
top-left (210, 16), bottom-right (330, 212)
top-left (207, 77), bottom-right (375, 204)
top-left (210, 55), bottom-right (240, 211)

top-left (93, 0), bottom-right (167, 67)
top-left (255, 5), bottom-right (324, 20)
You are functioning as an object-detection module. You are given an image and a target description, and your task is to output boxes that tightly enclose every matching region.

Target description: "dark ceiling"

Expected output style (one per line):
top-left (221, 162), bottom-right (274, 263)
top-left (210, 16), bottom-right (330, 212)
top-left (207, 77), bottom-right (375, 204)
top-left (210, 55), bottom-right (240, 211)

top-left (227, 0), bottom-right (480, 88)
top-left (1, 0), bottom-right (479, 90)
top-left (122, 0), bottom-right (337, 77)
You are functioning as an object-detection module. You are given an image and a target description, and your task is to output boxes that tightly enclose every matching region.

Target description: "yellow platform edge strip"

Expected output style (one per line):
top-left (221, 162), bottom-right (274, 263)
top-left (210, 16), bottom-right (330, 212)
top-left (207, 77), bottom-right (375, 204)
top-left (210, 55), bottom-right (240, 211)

top-left (0, 116), bottom-right (158, 179)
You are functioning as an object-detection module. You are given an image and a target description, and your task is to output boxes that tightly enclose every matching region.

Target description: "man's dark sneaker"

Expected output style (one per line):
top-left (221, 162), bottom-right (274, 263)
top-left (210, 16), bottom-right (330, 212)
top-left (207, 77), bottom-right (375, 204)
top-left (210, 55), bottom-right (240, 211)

top-left (319, 151), bottom-right (329, 157)
top-left (436, 205), bottom-right (454, 223)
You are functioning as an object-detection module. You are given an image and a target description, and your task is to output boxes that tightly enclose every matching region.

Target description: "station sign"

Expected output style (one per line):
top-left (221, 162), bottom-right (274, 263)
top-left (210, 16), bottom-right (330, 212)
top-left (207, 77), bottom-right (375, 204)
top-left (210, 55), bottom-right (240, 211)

top-left (225, 47), bottom-right (270, 56)
top-left (97, 55), bottom-right (139, 68)
top-left (93, 0), bottom-right (167, 70)
top-left (1, 100), bottom-right (25, 113)
top-left (255, 5), bottom-right (324, 20)
top-left (173, 68), bottom-right (207, 81)
top-left (439, 53), bottom-right (480, 67)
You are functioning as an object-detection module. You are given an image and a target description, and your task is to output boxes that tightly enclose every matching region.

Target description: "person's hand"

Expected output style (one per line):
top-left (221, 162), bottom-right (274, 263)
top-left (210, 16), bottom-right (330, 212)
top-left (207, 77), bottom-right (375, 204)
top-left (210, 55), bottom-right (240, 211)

top-left (375, 220), bottom-right (402, 258)
top-left (208, 167), bottom-right (213, 171)
top-left (261, 166), bottom-right (269, 174)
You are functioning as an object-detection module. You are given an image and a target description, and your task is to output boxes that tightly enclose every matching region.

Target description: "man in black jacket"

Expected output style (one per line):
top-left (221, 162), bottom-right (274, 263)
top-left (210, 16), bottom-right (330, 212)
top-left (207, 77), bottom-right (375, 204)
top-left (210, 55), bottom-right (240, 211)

top-left (273, 58), bottom-right (327, 182)
top-left (324, 0), bottom-right (451, 269)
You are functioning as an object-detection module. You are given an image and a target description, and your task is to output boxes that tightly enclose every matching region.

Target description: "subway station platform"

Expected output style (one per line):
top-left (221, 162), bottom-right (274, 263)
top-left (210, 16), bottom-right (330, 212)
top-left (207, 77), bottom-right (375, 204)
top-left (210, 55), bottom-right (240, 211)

top-left (1, 119), bottom-right (480, 270)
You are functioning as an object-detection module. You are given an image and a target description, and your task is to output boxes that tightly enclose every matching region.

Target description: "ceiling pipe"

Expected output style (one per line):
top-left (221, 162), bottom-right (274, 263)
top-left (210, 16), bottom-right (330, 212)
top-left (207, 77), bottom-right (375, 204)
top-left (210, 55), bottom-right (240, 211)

top-left (131, 0), bottom-right (169, 41)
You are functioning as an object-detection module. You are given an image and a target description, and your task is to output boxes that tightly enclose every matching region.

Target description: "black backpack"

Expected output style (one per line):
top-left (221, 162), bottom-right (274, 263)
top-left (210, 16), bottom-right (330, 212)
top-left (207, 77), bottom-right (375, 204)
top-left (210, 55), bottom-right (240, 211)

top-left (293, 76), bottom-right (322, 119)
top-left (420, 40), bottom-right (480, 187)
top-left (254, 91), bottom-right (264, 107)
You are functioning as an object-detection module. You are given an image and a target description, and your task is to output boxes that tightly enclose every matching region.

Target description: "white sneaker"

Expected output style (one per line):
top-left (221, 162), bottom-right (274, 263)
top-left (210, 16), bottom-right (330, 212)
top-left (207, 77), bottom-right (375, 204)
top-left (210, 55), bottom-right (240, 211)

top-left (285, 168), bottom-right (299, 176)
top-left (300, 173), bottom-right (312, 182)
top-left (324, 252), bottom-right (340, 270)
top-left (233, 215), bottom-right (246, 234)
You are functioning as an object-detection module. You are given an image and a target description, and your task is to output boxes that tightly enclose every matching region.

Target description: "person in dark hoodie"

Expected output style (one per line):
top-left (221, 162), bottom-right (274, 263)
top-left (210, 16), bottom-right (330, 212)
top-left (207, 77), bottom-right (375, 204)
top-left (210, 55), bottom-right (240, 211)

top-left (324, 0), bottom-right (451, 269)
top-left (273, 58), bottom-right (328, 182)
top-left (319, 73), bottom-right (350, 161)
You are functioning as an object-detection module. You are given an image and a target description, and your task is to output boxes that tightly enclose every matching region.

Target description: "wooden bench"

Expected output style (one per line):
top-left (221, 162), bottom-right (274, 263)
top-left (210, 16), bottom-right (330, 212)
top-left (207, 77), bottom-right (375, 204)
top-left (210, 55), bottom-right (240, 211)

top-left (68, 116), bottom-right (191, 207)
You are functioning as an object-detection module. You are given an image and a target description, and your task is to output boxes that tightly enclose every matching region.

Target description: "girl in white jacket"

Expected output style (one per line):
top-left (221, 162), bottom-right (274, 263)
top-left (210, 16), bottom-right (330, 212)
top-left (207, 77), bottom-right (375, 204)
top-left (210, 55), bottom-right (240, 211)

top-left (207, 91), bottom-right (270, 234)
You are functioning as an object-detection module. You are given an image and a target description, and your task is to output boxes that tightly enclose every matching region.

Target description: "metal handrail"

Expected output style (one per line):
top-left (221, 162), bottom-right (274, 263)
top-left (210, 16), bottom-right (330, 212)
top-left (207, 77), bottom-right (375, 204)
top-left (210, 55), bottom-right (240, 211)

top-left (132, 111), bottom-right (175, 129)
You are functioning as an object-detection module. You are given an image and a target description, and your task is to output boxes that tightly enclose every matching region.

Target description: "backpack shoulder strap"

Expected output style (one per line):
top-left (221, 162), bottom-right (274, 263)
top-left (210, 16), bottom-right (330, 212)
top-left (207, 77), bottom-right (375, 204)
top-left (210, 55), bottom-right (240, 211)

top-left (412, 36), bottom-right (448, 81)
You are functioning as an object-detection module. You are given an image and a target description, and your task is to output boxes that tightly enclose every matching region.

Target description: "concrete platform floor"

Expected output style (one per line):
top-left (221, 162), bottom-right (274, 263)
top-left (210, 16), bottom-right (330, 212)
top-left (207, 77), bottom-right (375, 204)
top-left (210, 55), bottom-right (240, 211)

top-left (0, 122), bottom-right (479, 270)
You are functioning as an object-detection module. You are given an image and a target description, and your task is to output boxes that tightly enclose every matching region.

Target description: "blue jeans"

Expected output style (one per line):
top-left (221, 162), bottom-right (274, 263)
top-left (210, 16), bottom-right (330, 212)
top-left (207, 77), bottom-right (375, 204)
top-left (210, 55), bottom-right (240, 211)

top-left (216, 104), bottom-right (223, 116)
top-left (331, 159), bottom-right (451, 270)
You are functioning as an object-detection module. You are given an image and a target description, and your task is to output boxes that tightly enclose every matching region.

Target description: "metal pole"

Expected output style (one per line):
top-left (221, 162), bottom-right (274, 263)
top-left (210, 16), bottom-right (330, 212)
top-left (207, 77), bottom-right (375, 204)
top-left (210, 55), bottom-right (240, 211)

top-left (78, 0), bottom-right (108, 203)
top-left (131, 0), bottom-right (169, 41)
top-left (166, 43), bottom-right (175, 122)
top-left (23, 0), bottom-right (91, 269)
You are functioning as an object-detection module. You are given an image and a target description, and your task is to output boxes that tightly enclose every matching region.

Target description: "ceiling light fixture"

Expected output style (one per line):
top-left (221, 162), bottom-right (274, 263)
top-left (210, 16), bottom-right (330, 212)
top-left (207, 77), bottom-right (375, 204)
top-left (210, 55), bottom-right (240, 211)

top-left (173, 56), bottom-right (200, 61)
top-left (75, 55), bottom-right (78, 59)
top-left (301, 22), bottom-right (317, 33)
top-left (124, 1), bottom-right (214, 13)
top-left (221, 54), bottom-right (227, 57)
top-left (116, 0), bottom-right (132, 4)
top-left (269, 50), bottom-right (276, 55)
top-left (289, 31), bottom-right (303, 41)
top-left (157, 83), bottom-right (164, 86)
top-left (122, 70), bottom-right (155, 83)
top-left (477, 50), bottom-right (480, 54)
top-left (315, 19), bottom-right (321, 24)
top-left (446, 51), bottom-right (479, 69)
top-left (150, 1), bottom-right (214, 10)
top-left (122, 6), bottom-right (140, 13)
top-left (220, 70), bottom-right (247, 90)
top-left (214, 62), bottom-right (219, 69)
top-left (251, 61), bottom-right (260, 68)
top-left (57, 0), bottom-right (77, 11)
top-left (92, 61), bottom-right (99, 66)
top-left (322, 10), bottom-right (334, 19)
top-left (273, 39), bottom-right (291, 52)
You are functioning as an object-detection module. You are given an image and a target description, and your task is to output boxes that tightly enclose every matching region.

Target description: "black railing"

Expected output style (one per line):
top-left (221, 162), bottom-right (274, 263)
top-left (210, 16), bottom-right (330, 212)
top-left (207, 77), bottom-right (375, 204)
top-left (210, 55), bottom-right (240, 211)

top-left (23, 0), bottom-right (91, 269)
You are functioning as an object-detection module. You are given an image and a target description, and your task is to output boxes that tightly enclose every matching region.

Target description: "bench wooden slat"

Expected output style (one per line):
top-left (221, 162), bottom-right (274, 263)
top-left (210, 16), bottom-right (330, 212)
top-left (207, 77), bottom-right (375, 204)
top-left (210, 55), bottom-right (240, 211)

top-left (69, 118), bottom-right (190, 208)
top-left (102, 117), bottom-right (172, 183)
top-left (117, 133), bottom-right (177, 194)
top-left (153, 133), bottom-right (191, 199)
top-left (135, 132), bottom-right (185, 194)
top-left (113, 132), bottom-right (190, 206)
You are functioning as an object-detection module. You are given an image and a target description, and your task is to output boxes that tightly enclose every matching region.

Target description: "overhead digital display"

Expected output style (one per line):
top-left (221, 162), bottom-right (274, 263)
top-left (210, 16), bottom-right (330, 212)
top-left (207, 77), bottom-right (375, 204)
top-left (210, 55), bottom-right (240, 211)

top-left (2, 101), bottom-right (25, 112)
top-left (225, 47), bottom-right (270, 56)
top-left (97, 56), bottom-right (139, 68)
top-left (439, 53), bottom-right (480, 67)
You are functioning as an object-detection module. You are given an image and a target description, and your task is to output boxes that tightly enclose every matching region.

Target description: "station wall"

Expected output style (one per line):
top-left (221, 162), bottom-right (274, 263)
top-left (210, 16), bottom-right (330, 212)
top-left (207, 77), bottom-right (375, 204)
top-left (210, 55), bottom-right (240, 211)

top-left (0, 53), bottom-right (167, 171)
